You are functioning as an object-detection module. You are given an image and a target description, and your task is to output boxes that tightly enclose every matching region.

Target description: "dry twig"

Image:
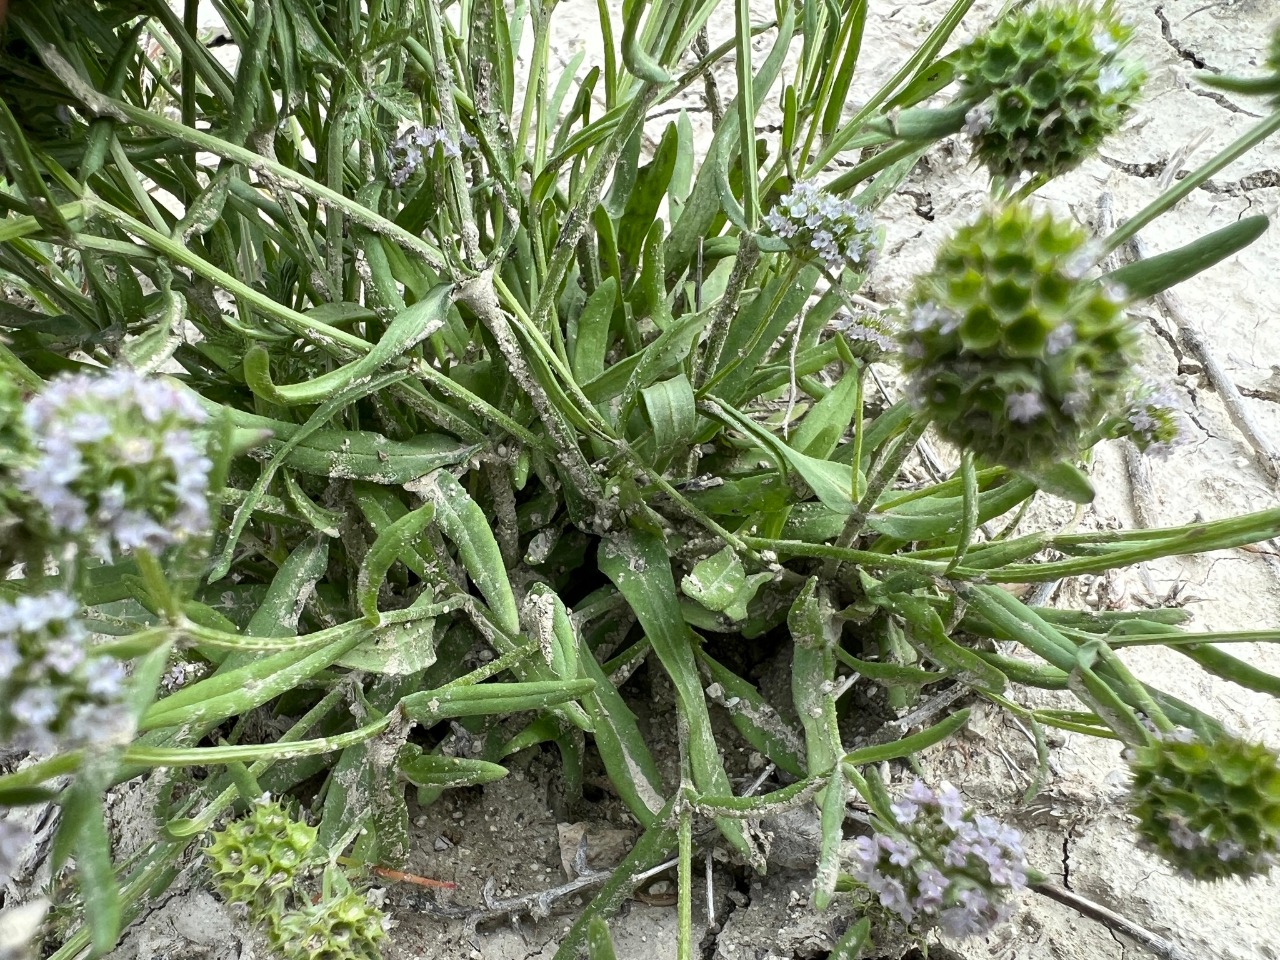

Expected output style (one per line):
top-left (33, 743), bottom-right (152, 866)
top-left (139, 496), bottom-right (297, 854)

top-left (1032, 881), bottom-right (1197, 960)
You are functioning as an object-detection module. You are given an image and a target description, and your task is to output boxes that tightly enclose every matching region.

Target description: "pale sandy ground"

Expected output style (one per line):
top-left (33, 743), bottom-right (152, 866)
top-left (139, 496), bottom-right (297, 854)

top-left (51, 1), bottom-right (1280, 958)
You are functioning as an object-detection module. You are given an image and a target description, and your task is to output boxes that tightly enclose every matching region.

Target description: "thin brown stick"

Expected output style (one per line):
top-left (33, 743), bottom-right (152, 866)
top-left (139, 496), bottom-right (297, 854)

top-left (369, 864), bottom-right (458, 891)
top-left (1032, 881), bottom-right (1196, 960)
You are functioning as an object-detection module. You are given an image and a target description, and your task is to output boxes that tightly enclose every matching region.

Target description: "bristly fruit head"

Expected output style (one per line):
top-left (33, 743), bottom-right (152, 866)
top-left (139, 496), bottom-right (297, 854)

top-left (955, 1), bottom-right (1144, 180)
top-left (270, 890), bottom-right (387, 960)
top-left (899, 202), bottom-right (1139, 470)
top-left (205, 799), bottom-right (318, 912)
top-left (1127, 728), bottom-right (1280, 882)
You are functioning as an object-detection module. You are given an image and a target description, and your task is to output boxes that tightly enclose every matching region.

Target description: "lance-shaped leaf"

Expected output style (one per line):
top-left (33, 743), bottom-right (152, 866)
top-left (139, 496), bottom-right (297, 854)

top-left (708, 398), bottom-right (866, 513)
top-left (415, 469), bottom-right (521, 636)
top-left (599, 530), bottom-right (755, 863)
top-left (1105, 215), bottom-right (1268, 302)
top-left (242, 282), bottom-right (453, 405)
top-left (356, 502), bottom-right (436, 624)
top-left (878, 592), bottom-right (1008, 695)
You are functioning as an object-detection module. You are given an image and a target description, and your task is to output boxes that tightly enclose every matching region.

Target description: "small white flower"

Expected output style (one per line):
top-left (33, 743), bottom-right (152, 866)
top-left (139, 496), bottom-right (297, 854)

top-left (1006, 391), bottom-right (1046, 424)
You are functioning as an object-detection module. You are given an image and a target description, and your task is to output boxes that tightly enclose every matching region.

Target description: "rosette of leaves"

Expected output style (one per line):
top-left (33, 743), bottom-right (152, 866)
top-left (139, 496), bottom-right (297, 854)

top-left (0, 2), bottom-right (1277, 959)
top-left (899, 201), bottom-right (1139, 472)
top-left (1127, 729), bottom-right (1280, 881)
top-left (954, 0), bottom-right (1144, 180)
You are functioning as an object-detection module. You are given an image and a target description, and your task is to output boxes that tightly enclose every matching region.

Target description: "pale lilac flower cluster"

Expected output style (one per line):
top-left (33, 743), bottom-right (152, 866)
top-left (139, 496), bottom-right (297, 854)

top-left (0, 591), bottom-right (130, 754)
top-left (764, 182), bottom-right (877, 276)
top-left (0, 817), bottom-right (29, 888)
top-left (388, 124), bottom-right (477, 186)
top-left (18, 369), bottom-right (211, 561)
top-left (1123, 382), bottom-right (1191, 459)
top-left (849, 779), bottom-right (1029, 938)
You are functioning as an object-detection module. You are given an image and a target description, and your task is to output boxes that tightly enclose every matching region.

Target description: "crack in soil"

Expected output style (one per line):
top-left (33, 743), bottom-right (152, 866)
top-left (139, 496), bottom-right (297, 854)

top-left (1062, 830), bottom-right (1074, 890)
top-left (1097, 153), bottom-right (1280, 194)
top-left (1155, 4), bottom-right (1210, 70)
top-left (1188, 86), bottom-right (1263, 117)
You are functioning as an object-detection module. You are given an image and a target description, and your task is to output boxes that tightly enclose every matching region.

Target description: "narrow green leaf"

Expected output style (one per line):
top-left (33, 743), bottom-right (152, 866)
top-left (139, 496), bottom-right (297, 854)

top-left (357, 503), bottom-right (436, 624)
top-left (813, 763), bottom-right (846, 910)
top-left (829, 919), bottom-right (872, 960)
top-left (791, 364), bottom-right (862, 460)
top-left (587, 918), bottom-right (619, 960)
top-left (1017, 461), bottom-right (1096, 504)
top-left (709, 399), bottom-right (866, 513)
top-left (1105, 215), bottom-right (1269, 302)
top-left (640, 374), bottom-right (696, 467)
top-left (789, 579), bottom-right (841, 781)
top-left (842, 708), bottom-right (971, 766)
top-left (400, 750), bottom-right (509, 790)
top-left (402, 679), bottom-right (596, 721)
top-left (79, 801), bottom-right (121, 955)
top-left (576, 614), bottom-right (667, 823)
top-left (339, 597), bottom-right (443, 675)
top-left (880, 592), bottom-right (1007, 694)
top-left (243, 282), bottom-right (453, 405)
top-left (571, 277), bottom-right (618, 384)
top-left (945, 451), bottom-right (980, 574)
top-left (417, 470), bottom-right (521, 636)
top-left (599, 530), bottom-right (754, 862)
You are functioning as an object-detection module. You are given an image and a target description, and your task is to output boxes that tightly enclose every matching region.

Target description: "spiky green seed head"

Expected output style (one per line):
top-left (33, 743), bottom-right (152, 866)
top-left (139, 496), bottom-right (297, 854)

top-left (205, 799), bottom-right (318, 910)
top-left (270, 891), bottom-right (386, 960)
top-left (1127, 728), bottom-right (1280, 882)
top-left (899, 202), bottom-right (1139, 470)
top-left (954, 1), bottom-right (1144, 180)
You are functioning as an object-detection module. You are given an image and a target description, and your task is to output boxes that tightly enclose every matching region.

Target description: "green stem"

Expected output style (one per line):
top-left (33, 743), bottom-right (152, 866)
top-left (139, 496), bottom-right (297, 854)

top-left (62, 83), bottom-right (447, 270)
top-left (1103, 107), bottom-right (1280, 255)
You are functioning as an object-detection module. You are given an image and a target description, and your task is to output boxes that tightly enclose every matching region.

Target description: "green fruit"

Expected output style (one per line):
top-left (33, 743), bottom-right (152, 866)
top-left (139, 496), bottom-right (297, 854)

top-left (899, 202), bottom-right (1139, 470)
top-left (955, 1), bottom-right (1144, 179)
top-left (1128, 729), bottom-right (1280, 882)
top-left (205, 800), bottom-right (318, 910)
top-left (271, 891), bottom-right (386, 960)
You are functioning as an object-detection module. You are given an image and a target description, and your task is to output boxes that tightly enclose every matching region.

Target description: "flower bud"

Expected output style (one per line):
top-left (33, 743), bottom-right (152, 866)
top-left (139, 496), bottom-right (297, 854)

top-left (0, 590), bottom-right (130, 754)
top-left (1114, 381), bottom-right (1192, 458)
top-left (765, 182), bottom-right (877, 277)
